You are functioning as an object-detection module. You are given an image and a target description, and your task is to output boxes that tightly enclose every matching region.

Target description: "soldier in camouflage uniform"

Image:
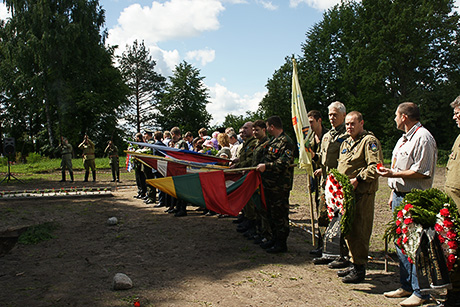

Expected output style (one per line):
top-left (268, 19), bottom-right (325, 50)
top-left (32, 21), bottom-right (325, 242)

top-left (256, 116), bottom-right (295, 253)
top-left (78, 135), bottom-right (96, 182)
top-left (250, 120), bottom-right (271, 243)
top-left (231, 122), bottom-right (258, 233)
top-left (59, 137), bottom-right (74, 182)
top-left (312, 102), bottom-right (349, 267)
top-left (336, 111), bottom-right (383, 283)
top-left (104, 140), bottom-right (119, 182)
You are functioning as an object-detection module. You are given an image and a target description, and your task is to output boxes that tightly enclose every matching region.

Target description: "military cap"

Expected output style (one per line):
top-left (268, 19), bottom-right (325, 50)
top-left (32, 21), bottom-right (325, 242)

top-left (144, 128), bottom-right (154, 135)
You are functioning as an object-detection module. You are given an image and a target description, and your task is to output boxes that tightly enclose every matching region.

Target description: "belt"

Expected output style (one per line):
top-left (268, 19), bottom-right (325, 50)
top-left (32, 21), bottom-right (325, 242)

top-left (394, 191), bottom-right (408, 198)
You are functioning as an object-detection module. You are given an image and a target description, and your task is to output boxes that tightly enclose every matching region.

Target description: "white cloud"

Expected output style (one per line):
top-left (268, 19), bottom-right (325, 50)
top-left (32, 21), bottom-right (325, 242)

top-left (256, 0), bottom-right (278, 10)
top-left (289, 0), bottom-right (346, 10)
top-left (107, 0), bottom-right (225, 48)
top-left (207, 83), bottom-right (266, 125)
top-left (0, 3), bottom-right (10, 21)
top-left (185, 49), bottom-right (216, 66)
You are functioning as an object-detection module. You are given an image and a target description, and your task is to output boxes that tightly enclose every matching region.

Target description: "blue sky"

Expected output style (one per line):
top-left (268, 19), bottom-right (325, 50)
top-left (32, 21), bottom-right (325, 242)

top-left (3, 0), bottom-right (458, 126)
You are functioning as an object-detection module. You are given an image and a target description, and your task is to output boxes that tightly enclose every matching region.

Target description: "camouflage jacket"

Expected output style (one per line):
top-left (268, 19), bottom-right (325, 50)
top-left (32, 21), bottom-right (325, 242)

top-left (235, 136), bottom-right (258, 168)
top-left (261, 132), bottom-right (295, 192)
top-left (252, 135), bottom-right (269, 167)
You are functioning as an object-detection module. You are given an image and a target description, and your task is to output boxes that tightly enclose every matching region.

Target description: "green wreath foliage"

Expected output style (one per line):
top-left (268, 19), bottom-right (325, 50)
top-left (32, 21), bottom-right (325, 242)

top-left (329, 169), bottom-right (355, 235)
top-left (384, 188), bottom-right (458, 242)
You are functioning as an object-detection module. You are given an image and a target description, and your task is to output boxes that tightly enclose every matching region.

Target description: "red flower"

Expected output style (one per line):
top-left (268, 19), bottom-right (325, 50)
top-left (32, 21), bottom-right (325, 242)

top-left (376, 163), bottom-right (383, 170)
top-left (403, 237), bottom-right (408, 244)
top-left (446, 231), bottom-right (457, 240)
top-left (397, 211), bottom-right (404, 218)
top-left (404, 218), bottom-right (413, 225)
top-left (402, 227), bottom-right (408, 234)
top-left (448, 240), bottom-right (458, 250)
top-left (336, 190), bottom-right (343, 199)
top-left (440, 208), bottom-right (450, 217)
top-left (408, 256), bottom-right (413, 264)
top-left (435, 223), bottom-right (444, 232)
top-left (447, 254), bottom-right (456, 264)
top-left (329, 185), bottom-right (334, 193)
top-left (438, 235), bottom-right (445, 244)
top-left (331, 198), bottom-right (336, 204)
top-left (444, 218), bottom-right (454, 228)
top-left (397, 237), bottom-right (402, 246)
top-left (396, 227), bottom-right (402, 234)
top-left (396, 220), bottom-right (401, 226)
top-left (404, 204), bottom-right (413, 211)
top-left (134, 302), bottom-right (140, 307)
top-left (401, 249), bottom-right (406, 255)
top-left (333, 192), bottom-right (337, 198)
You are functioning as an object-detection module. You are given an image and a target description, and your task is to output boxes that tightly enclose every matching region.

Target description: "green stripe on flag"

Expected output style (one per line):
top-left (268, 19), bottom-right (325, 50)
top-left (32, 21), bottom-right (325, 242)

top-left (174, 174), bottom-right (207, 208)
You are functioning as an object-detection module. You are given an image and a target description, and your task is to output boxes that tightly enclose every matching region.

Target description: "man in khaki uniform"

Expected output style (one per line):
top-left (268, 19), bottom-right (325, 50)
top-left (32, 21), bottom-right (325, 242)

top-left (312, 101), bottom-right (348, 265)
top-left (78, 135), bottom-right (96, 182)
top-left (59, 136), bottom-right (74, 182)
top-left (336, 111), bottom-right (383, 283)
top-left (443, 96), bottom-right (460, 306)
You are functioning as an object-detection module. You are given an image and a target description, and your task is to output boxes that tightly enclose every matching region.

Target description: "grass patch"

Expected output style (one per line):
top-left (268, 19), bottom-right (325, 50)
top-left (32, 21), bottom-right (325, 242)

top-left (18, 222), bottom-right (59, 245)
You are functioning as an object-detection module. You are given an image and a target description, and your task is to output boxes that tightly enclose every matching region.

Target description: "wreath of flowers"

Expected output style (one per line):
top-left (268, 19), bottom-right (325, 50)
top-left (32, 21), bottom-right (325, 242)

top-left (394, 203), bottom-right (424, 263)
top-left (435, 203), bottom-right (459, 271)
top-left (324, 169), bottom-right (355, 235)
top-left (385, 188), bottom-right (459, 269)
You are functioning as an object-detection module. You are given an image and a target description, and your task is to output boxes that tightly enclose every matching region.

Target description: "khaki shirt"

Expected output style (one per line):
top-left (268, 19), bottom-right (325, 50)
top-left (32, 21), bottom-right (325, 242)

top-left (318, 123), bottom-right (348, 184)
top-left (337, 131), bottom-right (383, 194)
top-left (78, 139), bottom-right (95, 160)
top-left (446, 134), bottom-right (460, 190)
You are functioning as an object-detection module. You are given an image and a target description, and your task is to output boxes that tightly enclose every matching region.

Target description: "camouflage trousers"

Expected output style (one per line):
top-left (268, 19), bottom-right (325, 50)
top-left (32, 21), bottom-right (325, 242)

top-left (264, 188), bottom-right (291, 242)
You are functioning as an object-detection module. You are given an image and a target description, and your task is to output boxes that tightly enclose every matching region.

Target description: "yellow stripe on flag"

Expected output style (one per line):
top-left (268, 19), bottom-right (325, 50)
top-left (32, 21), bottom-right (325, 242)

top-left (146, 177), bottom-right (177, 198)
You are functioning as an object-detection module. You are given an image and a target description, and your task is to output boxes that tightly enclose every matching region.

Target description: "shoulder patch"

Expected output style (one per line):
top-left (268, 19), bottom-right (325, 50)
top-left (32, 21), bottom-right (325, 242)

top-left (369, 142), bottom-right (378, 152)
top-left (341, 148), bottom-right (347, 154)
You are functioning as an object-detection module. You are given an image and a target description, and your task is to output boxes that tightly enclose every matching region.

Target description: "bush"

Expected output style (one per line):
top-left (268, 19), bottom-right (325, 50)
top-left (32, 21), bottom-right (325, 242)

top-left (26, 152), bottom-right (48, 163)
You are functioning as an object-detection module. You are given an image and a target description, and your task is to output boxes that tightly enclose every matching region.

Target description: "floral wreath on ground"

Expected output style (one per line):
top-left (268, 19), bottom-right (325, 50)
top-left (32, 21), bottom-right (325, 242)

top-left (324, 169), bottom-right (355, 235)
top-left (385, 188), bottom-right (459, 270)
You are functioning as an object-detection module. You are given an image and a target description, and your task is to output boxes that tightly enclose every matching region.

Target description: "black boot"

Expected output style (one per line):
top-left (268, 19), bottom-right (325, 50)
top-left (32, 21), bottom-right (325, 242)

top-left (92, 170), bottom-right (96, 182)
top-left (84, 171), bottom-right (89, 182)
top-left (69, 172), bottom-right (74, 183)
top-left (60, 171), bottom-right (66, 182)
top-left (266, 239), bottom-right (288, 254)
top-left (116, 171), bottom-right (120, 182)
top-left (341, 264), bottom-right (365, 283)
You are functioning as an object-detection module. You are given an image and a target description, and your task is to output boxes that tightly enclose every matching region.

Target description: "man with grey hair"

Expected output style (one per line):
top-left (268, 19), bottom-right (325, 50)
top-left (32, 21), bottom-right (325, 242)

top-left (440, 96), bottom-right (460, 307)
top-left (312, 101), bottom-right (349, 268)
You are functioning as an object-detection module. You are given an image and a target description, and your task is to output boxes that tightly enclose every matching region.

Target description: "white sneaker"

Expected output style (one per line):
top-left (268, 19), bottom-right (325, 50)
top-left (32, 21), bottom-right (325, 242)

top-left (384, 288), bottom-right (412, 298)
top-left (399, 294), bottom-right (427, 307)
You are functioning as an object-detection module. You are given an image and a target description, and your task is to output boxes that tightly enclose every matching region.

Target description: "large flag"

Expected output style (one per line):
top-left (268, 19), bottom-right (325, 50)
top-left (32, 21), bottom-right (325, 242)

top-left (126, 151), bottom-right (228, 177)
top-left (146, 170), bottom-right (265, 217)
top-left (129, 142), bottom-right (229, 165)
top-left (291, 58), bottom-right (314, 176)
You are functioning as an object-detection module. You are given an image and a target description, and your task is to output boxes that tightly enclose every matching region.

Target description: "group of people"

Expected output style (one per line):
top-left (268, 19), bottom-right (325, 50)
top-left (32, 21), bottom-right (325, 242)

top-left (130, 118), bottom-right (296, 254)
top-left (59, 135), bottom-right (120, 183)
top-left (306, 99), bottom-right (460, 307)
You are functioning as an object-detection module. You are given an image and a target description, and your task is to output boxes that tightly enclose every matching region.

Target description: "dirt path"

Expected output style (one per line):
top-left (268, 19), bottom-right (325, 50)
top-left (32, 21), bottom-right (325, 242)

top-left (0, 168), bottom-right (447, 306)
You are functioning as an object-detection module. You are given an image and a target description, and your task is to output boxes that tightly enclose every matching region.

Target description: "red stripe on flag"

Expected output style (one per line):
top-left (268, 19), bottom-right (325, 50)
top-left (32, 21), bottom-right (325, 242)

top-left (199, 171), bottom-right (229, 214)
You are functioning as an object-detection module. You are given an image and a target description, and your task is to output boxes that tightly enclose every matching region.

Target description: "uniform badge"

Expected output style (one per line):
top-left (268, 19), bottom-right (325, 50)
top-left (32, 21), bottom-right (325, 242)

top-left (341, 148), bottom-right (347, 154)
top-left (286, 149), bottom-right (293, 158)
top-left (370, 142), bottom-right (378, 152)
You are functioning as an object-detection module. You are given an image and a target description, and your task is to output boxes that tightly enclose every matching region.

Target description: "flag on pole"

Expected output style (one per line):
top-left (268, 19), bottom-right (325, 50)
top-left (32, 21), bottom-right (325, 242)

top-left (146, 170), bottom-right (265, 216)
top-left (291, 58), bottom-right (314, 176)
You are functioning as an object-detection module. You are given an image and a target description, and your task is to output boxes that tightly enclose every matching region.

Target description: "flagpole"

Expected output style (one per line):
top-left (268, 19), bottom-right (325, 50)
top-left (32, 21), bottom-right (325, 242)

top-left (306, 172), bottom-right (316, 247)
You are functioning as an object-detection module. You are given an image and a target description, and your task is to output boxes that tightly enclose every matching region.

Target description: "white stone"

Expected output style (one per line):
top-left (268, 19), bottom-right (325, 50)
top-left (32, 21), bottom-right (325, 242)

top-left (107, 217), bottom-right (118, 226)
top-left (112, 273), bottom-right (133, 290)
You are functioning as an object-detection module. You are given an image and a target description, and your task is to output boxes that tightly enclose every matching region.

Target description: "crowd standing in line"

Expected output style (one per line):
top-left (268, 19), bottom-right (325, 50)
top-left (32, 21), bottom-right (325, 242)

top-left (55, 97), bottom-right (460, 307)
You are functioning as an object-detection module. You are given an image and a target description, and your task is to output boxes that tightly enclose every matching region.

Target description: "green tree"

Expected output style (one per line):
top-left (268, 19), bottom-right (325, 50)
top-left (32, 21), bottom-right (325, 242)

top-left (296, 0), bottom-right (460, 150)
top-left (119, 40), bottom-right (166, 133)
top-left (0, 0), bottom-right (129, 156)
top-left (155, 61), bottom-right (211, 133)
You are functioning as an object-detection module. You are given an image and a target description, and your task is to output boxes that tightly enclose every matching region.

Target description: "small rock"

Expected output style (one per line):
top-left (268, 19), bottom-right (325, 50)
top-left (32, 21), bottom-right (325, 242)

top-left (107, 217), bottom-right (118, 226)
top-left (112, 273), bottom-right (133, 290)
